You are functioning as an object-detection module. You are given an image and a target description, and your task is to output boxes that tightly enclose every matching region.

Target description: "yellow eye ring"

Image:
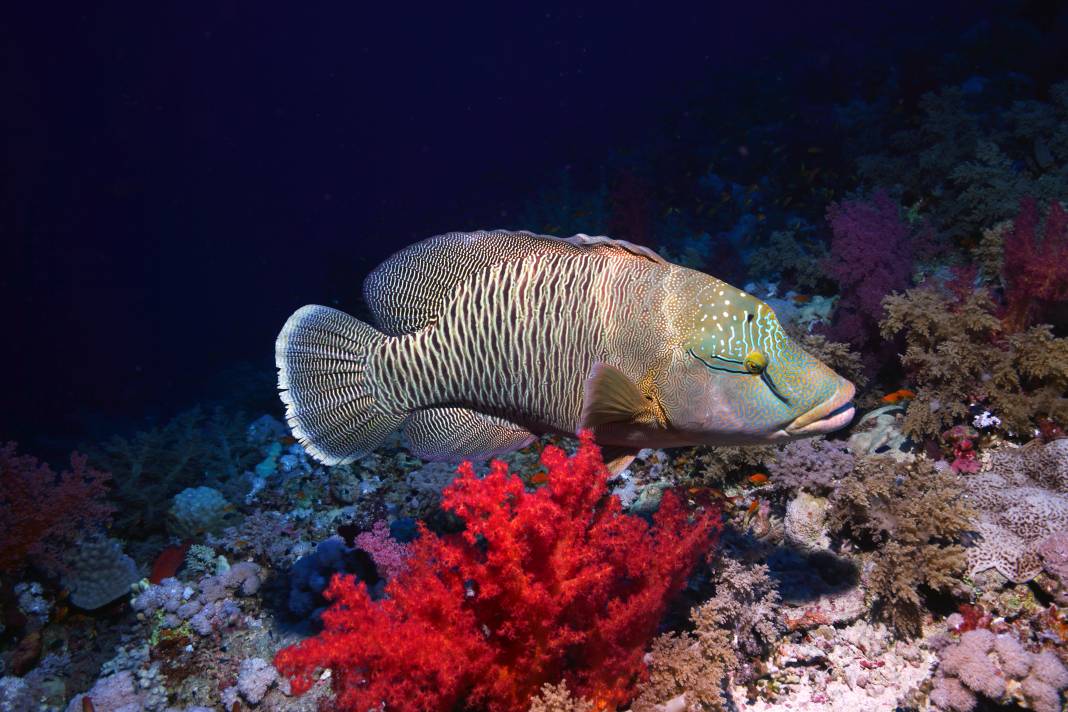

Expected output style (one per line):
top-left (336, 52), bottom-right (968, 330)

top-left (743, 351), bottom-right (767, 374)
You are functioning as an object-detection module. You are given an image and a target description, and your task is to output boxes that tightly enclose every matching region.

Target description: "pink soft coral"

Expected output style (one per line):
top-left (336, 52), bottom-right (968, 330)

top-left (0, 443), bottom-right (114, 573)
top-left (354, 519), bottom-right (410, 580)
top-left (275, 431), bottom-right (720, 712)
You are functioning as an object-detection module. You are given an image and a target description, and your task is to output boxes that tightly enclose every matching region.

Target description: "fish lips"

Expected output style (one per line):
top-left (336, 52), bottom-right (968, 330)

top-left (785, 380), bottom-right (856, 436)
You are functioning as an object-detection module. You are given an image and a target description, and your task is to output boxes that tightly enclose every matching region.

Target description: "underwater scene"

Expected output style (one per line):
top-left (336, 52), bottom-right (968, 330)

top-left (4, 2), bottom-right (1068, 711)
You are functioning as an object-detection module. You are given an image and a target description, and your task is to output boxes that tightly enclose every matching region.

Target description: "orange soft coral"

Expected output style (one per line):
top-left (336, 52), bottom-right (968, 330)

top-left (275, 431), bottom-right (720, 712)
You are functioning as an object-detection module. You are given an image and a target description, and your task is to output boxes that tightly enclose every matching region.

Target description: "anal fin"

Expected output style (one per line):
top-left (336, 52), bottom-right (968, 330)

top-left (405, 407), bottom-right (536, 461)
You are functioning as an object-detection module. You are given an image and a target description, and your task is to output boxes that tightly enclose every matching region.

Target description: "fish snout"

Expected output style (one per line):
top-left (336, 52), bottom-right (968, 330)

top-left (786, 379), bottom-right (856, 436)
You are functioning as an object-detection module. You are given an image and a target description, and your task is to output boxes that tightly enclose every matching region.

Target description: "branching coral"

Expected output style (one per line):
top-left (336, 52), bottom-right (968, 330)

top-left (274, 432), bottom-right (720, 712)
top-left (632, 557), bottom-right (782, 711)
top-left (0, 443), bottom-right (114, 574)
top-left (691, 444), bottom-right (776, 483)
top-left (630, 624), bottom-right (734, 712)
top-left (830, 456), bottom-right (972, 637)
top-left (880, 286), bottom-right (1068, 439)
top-left (528, 682), bottom-right (594, 712)
top-left (90, 407), bottom-right (260, 539)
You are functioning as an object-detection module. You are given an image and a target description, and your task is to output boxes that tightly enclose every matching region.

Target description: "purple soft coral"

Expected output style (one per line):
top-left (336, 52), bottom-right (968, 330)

top-left (823, 190), bottom-right (922, 352)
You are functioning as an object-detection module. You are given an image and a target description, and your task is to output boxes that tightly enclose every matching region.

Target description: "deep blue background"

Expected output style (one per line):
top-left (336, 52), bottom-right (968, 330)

top-left (3, 1), bottom-right (1063, 454)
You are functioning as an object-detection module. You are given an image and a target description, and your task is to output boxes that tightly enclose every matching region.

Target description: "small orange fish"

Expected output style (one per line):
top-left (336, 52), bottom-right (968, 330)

top-left (791, 294), bottom-right (812, 304)
top-left (882, 388), bottom-right (916, 404)
top-left (746, 499), bottom-right (760, 516)
top-left (530, 470), bottom-right (549, 485)
top-left (748, 473), bottom-right (769, 485)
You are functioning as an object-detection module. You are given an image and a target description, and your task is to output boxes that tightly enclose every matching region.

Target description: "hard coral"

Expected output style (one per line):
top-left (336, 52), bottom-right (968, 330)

top-left (0, 443), bottom-right (114, 574)
top-left (966, 439), bottom-right (1068, 583)
top-left (1003, 197), bottom-right (1068, 331)
top-left (274, 432), bottom-right (720, 712)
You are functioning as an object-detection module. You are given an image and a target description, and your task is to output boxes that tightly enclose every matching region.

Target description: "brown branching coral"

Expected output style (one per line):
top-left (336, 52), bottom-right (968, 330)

top-left (632, 558), bottom-right (782, 711)
top-left (880, 286), bottom-right (1068, 439)
top-left (631, 626), bottom-right (734, 712)
top-left (527, 682), bottom-right (594, 712)
top-left (830, 456), bottom-right (972, 637)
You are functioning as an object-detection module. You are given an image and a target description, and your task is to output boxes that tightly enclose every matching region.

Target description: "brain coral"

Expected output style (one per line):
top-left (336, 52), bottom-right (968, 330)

top-left (965, 440), bottom-right (1068, 583)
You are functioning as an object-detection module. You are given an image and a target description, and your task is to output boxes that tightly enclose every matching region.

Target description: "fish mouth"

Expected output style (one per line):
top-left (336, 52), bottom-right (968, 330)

top-left (786, 380), bottom-right (856, 436)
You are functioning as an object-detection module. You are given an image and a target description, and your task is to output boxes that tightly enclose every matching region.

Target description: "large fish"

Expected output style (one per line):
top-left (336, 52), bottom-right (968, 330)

top-left (276, 231), bottom-right (855, 472)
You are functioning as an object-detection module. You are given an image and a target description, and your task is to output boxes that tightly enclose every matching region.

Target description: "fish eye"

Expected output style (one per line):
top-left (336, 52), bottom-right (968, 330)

top-left (743, 351), bottom-right (767, 374)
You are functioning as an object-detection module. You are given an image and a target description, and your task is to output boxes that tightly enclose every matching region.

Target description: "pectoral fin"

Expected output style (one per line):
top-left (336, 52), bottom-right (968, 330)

top-left (580, 362), bottom-right (669, 430)
top-left (580, 363), bottom-right (649, 429)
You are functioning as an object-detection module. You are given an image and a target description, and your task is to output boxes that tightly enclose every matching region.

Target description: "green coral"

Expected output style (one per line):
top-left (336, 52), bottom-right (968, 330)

top-left (829, 456), bottom-right (972, 637)
top-left (880, 287), bottom-right (1068, 439)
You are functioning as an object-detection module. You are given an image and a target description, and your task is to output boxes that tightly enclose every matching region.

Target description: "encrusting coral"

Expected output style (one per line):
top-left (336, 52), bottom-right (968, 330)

top-left (965, 439), bottom-right (1068, 583)
top-left (274, 431), bottom-right (720, 712)
top-left (829, 456), bottom-right (972, 637)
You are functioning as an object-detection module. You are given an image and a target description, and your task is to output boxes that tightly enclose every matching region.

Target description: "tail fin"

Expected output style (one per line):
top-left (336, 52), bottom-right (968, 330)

top-left (275, 305), bottom-right (405, 465)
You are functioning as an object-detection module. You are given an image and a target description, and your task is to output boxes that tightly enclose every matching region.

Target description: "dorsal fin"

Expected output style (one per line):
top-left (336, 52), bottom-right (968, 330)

top-left (562, 233), bottom-right (670, 266)
top-left (362, 230), bottom-right (667, 335)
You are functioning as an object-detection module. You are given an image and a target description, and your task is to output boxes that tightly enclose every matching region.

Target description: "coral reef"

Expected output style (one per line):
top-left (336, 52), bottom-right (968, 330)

top-left (0, 443), bottom-right (114, 575)
top-left (168, 485), bottom-right (239, 539)
top-left (274, 432), bottom-right (720, 711)
top-left (767, 438), bottom-right (855, 494)
top-left (830, 456), bottom-right (972, 636)
top-left (965, 439), bottom-right (1068, 582)
top-left (823, 190), bottom-right (924, 353)
top-left (62, 536), bottom-right (139, 610)
top-left (1003, 197), bottom-right (1068, 331)
top-left (745, 228), bottom-right (828, 291)
top-left (930, 628), bottom-right (1068, 712)
top-left (881, 286), bottom-right (1068, 439)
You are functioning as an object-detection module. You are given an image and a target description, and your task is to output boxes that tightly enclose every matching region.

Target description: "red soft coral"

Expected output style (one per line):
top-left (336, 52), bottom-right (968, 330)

top-left (275, 431), bottom-right (720, 712)
top-left (0, 443), bottom-right (115, 574)
top-left (1003, 197), bottom-right (1068, 332)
